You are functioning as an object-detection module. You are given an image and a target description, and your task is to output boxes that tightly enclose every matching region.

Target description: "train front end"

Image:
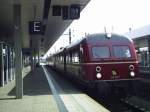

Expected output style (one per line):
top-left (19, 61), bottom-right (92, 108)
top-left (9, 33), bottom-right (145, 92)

top-left (84, 33), bottom-right (139, 82)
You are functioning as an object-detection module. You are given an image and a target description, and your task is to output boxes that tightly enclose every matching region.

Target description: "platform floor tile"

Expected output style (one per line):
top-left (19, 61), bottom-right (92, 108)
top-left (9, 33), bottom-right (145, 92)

top-left (0, 95), bottom-right (59, 112)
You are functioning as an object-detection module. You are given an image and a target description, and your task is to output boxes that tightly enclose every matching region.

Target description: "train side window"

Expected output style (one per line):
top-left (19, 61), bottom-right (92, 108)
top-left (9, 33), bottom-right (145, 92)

top-left (56, 56), bottom-right (57, 62)
top-left (55, 56), bottom-right (57, 62)
top-left (60, 55), bottom-right (63, 62)
top-left (57, 56), bottom-right (59, 62)
top-left (66, 53), bottom-right (71, 63)
top-left (58, 55), bottom-right (59, 62)
top-left (70, 52), bottom-right (72, 63)
top-left (58, 56), bottom-right (59, 62)
top-left (72, 52), bottom-right (79, 63)
top-left (58, 55), bottom-right (60, 62)
top-left (66, 54), bottom-right (69, 63)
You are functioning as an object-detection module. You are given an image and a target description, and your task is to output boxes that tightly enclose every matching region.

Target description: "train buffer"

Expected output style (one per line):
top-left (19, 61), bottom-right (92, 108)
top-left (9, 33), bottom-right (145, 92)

top-left (0, 66), bottom-right (110, 112)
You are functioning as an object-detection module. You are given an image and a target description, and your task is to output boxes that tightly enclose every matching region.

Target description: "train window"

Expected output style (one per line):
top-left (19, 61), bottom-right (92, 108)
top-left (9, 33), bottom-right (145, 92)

top-left (72, 52), bottom-right (79, 63)
top-left (92, 46), bottom-right (110, 58)
top-left (55, 56), bottom-right (58, 62)
top-left (66, 53), bottom-right (71, 63)
top-left (66, 54), bottom-right (69, 62)
top-left (70, 52), bottom-right (72, 62)
top-left (113, 46), bottom-right (131, 58)
top-left (60, 56), bottom-right (63, 62)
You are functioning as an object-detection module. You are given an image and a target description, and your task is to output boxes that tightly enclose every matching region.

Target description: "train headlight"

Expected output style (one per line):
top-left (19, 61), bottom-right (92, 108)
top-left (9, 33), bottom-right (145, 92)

top-left (96, 66), bottom-right (101, 72)
top-left (129, 65), bottom-right (134, 71)
top-left (96, 73), bottom-right (102, 78)
top-left (130, 71), bottom-right (135, 77)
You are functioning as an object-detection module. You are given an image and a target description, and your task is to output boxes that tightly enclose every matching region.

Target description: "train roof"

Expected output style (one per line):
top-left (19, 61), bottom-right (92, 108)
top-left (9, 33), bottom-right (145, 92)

top-left (65, 37), bottom-right (85, 49)
top-left (54, 33), bottom-right (133, 54)
top-left (66, 33), bottom-right (132, 49)
top-left (86, 33), bottom-right (132, 43)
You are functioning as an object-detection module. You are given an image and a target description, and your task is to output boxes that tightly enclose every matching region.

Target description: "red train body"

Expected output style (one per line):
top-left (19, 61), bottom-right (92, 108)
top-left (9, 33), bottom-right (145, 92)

top-left (47, 33), bottom-right (139, 84)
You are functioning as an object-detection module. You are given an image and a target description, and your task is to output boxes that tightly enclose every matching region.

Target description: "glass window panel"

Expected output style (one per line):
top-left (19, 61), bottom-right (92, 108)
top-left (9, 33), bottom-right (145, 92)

top-left (92, 46), bottom-right (110, 58)
top-left (113, 46), bottom-right (131, 58)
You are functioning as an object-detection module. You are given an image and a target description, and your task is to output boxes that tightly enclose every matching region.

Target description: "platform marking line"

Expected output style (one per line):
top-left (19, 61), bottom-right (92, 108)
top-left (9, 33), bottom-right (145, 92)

top-left (72, 94), bottom-right (110, 112)
top-left (60, 94), bottom-right (87, 112)
top-left (43, 66), bottom-right (110, 112)
top-left (42, 66), bottom-right (68, 112)
top-left (43, 67), bottom-right (85, 112)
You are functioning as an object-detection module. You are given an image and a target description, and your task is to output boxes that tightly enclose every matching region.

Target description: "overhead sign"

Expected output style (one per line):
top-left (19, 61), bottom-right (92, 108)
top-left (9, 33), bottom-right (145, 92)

top-left (52, 4), bottom-right (80, 20)
top-left (29, 21), bottom-right (42, 35)
top-left (70, 5), bottom-right (80, 19)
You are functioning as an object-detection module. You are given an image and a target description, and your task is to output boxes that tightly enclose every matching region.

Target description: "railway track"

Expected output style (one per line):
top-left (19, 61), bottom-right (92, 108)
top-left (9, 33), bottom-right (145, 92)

top-left (109, 79), bottom-right (150, 112)
top-left (89, 92), bottom-right (150, 112)
top-left (47, 67), bottom-right (150, 112)
top-left (120, 97), bottom-right (147, 112)
top-left (86, 82), bottom-right (150, 112)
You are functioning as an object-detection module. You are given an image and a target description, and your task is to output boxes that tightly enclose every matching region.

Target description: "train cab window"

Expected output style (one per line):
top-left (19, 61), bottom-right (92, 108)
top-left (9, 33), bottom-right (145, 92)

top-left (113, 46), bottom-right (131, 58)
top-left (92, 46), bottom-right (110, 58)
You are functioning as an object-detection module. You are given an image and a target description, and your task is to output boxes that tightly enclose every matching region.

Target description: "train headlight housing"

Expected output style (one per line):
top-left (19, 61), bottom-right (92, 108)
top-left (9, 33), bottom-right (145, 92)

top-left (96, 66), bottom-right (101, 72)
top-left (130, 71), bottom-right (135, 77)
top-left (129, 65), bottom-right (134, 71)
top-left (96, 73), bottom-right (102, 78)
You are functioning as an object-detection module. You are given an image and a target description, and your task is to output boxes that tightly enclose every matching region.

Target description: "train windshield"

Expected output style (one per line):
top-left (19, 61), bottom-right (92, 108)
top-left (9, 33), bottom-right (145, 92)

top-left (92, 46), bottom-right (110, 58)
top-left (113, 45), bottom-right (131, 58)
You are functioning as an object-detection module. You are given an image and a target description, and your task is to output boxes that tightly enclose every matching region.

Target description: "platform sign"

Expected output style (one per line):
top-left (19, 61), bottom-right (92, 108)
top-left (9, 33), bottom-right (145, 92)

top-left (70, 5), bottom-right (80, 19)
top-left (29, 21), bottom-right (42, 35)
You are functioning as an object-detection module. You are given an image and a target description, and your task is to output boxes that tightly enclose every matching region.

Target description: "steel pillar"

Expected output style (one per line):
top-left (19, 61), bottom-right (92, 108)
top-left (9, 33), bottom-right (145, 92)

top-left (5, 45), bottom-right (9, 84)
top-left (14, 4), bottom-right (23, 99)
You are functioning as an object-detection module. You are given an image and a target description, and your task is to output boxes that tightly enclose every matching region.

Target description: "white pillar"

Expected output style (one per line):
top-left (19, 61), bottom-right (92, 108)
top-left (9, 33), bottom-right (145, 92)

top-left (34, 54), bottom-right (36, 67)
top-left (8, 46), bottom-right (11, 81)
top-left (12, 49), bottom-right (15, 80)
top-left (14, 4), bottom-right (23, 99)
top-left (31, 53), bottom-right (34, 72)
top-left (0, 43), bottom-right (4, 86)
top-left (38, 49), bottom-right (40, 65)
top-left (5, 45), bottom-right (9, 84)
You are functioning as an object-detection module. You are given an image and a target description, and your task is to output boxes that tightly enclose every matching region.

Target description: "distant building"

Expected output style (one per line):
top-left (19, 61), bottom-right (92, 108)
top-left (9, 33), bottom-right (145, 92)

top-left (124, 25), bottom-right (150, 39)
top-left (124, 25), bottom-right (150, 68)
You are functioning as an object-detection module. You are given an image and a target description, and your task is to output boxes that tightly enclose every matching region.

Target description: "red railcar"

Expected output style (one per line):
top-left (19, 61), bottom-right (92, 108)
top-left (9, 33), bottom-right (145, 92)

top-left (48, 33), bottom-right (139, 86)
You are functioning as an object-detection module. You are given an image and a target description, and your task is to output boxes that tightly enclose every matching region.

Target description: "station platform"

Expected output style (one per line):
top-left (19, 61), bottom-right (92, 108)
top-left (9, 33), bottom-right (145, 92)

top-left (0, 66), bottom-right (110, 112)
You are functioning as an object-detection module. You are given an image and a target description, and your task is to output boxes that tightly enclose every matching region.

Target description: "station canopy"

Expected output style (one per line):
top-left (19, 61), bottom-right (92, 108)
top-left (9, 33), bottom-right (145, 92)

top-left (0, 0), bottom-right (90, 56)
